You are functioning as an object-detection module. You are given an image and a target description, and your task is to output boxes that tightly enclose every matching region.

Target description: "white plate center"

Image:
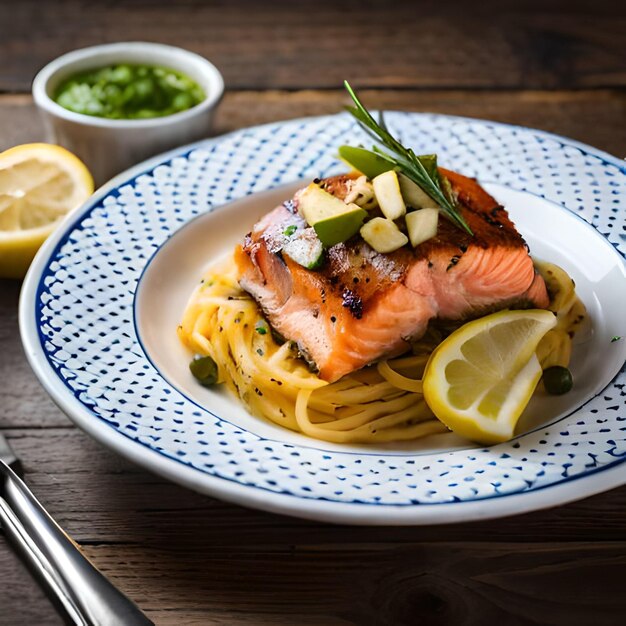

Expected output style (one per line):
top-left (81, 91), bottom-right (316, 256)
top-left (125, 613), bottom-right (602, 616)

top-left (135, 181), bottom-right (626, 455)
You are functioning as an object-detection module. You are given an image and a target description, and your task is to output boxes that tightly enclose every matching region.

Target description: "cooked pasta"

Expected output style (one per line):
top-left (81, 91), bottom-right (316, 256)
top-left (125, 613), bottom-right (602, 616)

top-left (177, 256), bottom-right (585, 444)
top-left (535, 261), bottom-right (587, 369)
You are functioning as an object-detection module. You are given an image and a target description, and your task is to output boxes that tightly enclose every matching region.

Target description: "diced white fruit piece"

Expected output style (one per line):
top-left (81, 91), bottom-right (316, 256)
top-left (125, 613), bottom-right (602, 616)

top-left (360, 217), bottom-right (408, 253)
top-left (283, 229), bottom-right (325, 269)
top-left (298, 183), bottom-right (367, 246)
top-left (406, 208), bottom-right (439, 247)
top-left (372, 170), bottom-right (406, 220)
top-left (398, 173), bottom-right (438, 209)
top-left (298, 183), bottom-right (361, 223)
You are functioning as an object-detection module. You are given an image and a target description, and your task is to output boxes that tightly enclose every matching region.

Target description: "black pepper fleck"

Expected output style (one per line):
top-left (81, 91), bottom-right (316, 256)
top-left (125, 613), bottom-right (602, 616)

top-left (482, 213), bottom-right (503, 227)
top-left (446, 256), bottom-right (460, 271)
top-left (342, 288), bottom-right (363, 319)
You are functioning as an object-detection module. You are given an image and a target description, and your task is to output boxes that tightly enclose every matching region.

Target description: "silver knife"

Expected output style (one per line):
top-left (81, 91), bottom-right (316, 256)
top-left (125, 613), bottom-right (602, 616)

top-left (0, 432), bottom-right (154, 625)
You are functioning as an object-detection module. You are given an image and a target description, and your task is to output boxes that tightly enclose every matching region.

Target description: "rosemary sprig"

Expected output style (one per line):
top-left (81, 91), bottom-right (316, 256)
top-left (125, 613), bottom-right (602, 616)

top-left (343, 80), bottom-right (473, 235)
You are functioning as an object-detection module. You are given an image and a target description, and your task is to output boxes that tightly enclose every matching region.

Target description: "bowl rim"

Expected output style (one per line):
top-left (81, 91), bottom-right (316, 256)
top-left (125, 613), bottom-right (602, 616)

top-left (32, 41), bottom-right (224, 129)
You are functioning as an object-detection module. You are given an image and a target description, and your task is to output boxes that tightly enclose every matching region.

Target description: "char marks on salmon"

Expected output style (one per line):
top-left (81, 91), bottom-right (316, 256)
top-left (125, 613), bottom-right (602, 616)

top-left (235, 170), bottom-right (549, 382)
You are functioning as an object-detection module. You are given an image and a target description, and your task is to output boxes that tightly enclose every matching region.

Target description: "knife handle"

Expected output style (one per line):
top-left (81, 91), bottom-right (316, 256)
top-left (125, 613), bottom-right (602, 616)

top-left (0, 459), bottom-right (154, 626)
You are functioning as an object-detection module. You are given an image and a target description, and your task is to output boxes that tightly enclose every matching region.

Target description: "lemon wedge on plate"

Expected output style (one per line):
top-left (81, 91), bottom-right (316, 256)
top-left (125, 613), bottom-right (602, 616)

top-left (0, 143), bottom-right (94, 279)
top-left (423, 309), bottom-right (557, 444)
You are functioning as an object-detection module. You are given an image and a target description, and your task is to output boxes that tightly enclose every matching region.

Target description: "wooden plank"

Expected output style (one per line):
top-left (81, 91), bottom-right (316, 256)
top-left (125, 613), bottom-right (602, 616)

top-left (85, 542), bottom-right (626, 626)
top-left (2, 428), bottom-right (626, 544)
top-left (1, 1), bottom-right (625, 92)
top-left (1, 538), bottom-right (625, 625)
top-left (1, 88), bottom-right (625, 158)
top-left (0, 276), bottom-right (71, 428)
top-left (212, 89), bottom-right (626, 158)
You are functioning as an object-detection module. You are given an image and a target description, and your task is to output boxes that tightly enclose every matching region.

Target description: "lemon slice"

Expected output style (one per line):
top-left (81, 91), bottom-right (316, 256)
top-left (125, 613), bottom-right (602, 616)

top-left (423, 309), bottom-right (557, 444)
top-left (0, 143), bottom-right (94, 279)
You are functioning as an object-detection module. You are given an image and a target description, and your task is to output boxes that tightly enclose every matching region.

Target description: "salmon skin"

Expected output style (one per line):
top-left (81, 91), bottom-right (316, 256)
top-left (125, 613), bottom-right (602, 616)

top-left (235, 170), bottom-right (549, 382)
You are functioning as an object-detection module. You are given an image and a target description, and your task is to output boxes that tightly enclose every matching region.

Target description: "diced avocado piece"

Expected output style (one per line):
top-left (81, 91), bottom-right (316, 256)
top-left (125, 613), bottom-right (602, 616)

top-left (298, 183), bottom-right (367, 246)
top-left (313, 208), bottom-right (367, 246)
top-left (360, 217), bottom-right (408, 253)
top-left (406, 208), bottom-right (439, 247)
top-left (372, 170), bottom-right (406, 220)
top-left (398, 173), bottom-right (438, 209)
top-left (299, 183), bottom-right (353, 222)
top-left (338, 145), bottom-right (394, 178)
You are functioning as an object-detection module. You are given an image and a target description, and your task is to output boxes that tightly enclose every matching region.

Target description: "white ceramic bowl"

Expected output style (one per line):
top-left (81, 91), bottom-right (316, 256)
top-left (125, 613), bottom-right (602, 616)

top-left (32, 42), bottom-right (224, 185)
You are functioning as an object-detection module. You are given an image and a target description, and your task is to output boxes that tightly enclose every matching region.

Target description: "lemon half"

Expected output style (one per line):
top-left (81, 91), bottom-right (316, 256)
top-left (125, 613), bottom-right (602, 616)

top-left (0, 143), bottom-right (94, 279)
top-left (423, 309), bottom-right (557, 444)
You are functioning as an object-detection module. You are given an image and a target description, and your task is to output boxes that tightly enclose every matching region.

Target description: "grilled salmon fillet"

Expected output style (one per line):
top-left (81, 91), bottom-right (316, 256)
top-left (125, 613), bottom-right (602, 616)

top-left (235, 170), bottom-right (549, 382)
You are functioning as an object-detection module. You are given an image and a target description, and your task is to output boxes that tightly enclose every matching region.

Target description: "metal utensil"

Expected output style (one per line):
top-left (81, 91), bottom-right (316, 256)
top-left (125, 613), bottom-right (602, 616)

top-left (0, 432), bottom-right (153, 625)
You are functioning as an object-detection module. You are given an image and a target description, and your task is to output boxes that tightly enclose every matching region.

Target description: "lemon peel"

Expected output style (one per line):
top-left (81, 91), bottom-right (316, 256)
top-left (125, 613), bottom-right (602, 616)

top-left (0, 143), bottom-right (93, 278)
top-left (423, 309), bottom-right (557, 444)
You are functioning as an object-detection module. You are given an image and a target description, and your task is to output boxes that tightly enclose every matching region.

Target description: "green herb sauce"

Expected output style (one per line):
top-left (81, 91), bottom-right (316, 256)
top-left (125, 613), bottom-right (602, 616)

top-left (54, 64), bottom-right (205, 119)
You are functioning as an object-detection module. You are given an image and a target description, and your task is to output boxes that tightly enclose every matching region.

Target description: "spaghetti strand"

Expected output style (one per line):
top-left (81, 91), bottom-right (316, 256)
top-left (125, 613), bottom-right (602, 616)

top-left (177, 257), bottom-right (583, 444)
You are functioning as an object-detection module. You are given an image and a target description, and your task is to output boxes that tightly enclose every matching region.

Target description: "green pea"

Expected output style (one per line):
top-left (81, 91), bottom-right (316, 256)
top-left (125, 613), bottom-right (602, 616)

top-left (122, 83), bottom-right (136, 104)
top-left (172, 92), bottom-right (193, 111)
top-left (103, 84), bottom-right (123, 106)
top-left (542, 366), bottom-right (573, 395)
top-left (85, 100), bottom-right (105, 116)
top-left (110, 65), bottom-right (133, 86)
top-left (134, 108), bottom-right (160, 119)
top-left (133, 77), bottom-right (156, 103)
top-left (189, 355), bottom-right (218, 386)
top-left (162, 72), bottom-right (185, 91)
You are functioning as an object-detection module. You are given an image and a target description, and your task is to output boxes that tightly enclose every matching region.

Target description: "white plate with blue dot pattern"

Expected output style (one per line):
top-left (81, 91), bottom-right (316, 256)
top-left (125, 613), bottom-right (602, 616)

top-left (20, 113), bottom-right (626, 525)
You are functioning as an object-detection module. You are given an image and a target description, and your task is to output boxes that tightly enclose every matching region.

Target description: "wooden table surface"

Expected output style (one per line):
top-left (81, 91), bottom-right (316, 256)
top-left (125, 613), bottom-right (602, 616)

top-left (1, 1), bottom-right (625, 624)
